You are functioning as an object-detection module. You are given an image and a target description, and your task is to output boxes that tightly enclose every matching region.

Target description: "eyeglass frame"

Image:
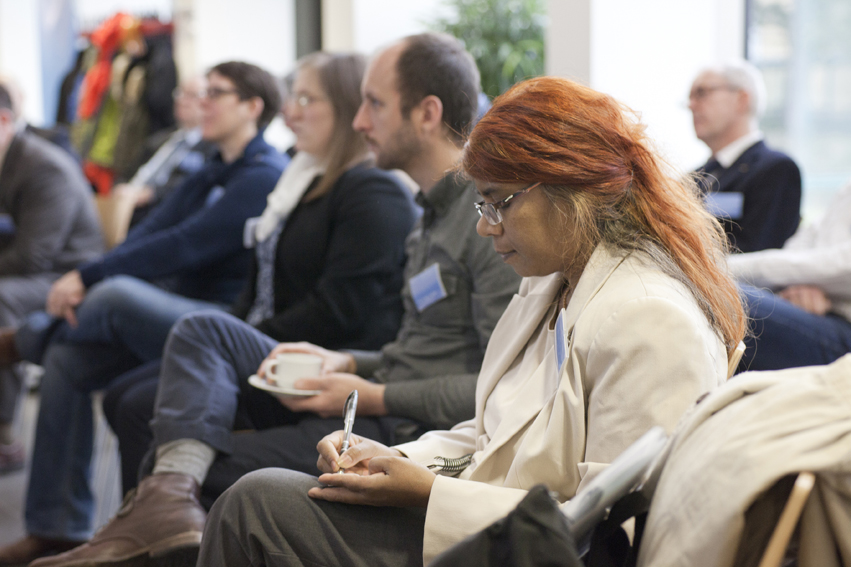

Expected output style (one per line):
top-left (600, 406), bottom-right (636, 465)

top-left (475, 182), bottom-right (542, 225)
top-left (198, 87), bottom-right (244, 101)
top-left (287, 93), bottom-right (328, 108)
top-left (688, 84), bottom-right (739, 102)
top-left (172, 87), bottom-right (202, 100)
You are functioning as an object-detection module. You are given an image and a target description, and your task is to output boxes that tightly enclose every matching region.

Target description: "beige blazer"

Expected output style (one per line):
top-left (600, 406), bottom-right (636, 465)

top-left (396, 244), bottom-right (728, 565)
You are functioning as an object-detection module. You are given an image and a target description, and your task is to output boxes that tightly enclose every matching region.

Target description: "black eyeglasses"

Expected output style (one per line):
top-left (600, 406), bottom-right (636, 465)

top-left (688, 84), bottom-right (738, 101)
top-left (287, 94), bottom-right (328, 108)
top-left (475, 182), bottom-right (541, 225)
top-left (199, 87), bottom-right (241, 100)
top-left (172, 88), bottom-right (202, 100)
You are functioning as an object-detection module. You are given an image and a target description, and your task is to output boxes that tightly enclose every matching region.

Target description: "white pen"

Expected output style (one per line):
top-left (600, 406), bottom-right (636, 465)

top-left (338, 390), bottom-right (358, 474)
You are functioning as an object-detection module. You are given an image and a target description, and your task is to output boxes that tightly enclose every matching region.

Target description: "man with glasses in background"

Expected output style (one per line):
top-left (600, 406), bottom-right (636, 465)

top-left (112, 76), bottom-right (216, 225)
top-left (689, 60), bottom-right (801, 253)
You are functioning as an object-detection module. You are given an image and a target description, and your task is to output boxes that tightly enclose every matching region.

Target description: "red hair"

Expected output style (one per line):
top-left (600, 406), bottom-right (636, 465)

top-left (463, 77), bottom-right (745, 353)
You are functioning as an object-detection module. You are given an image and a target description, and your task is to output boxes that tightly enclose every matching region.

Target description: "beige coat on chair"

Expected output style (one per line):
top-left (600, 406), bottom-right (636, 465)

top-left (639, 354), bottom-right (851, 567)
top-left (396, 244), bottom-right (728, 565)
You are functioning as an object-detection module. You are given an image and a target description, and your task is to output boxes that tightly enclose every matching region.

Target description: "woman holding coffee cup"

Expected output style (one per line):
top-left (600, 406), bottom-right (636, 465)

top-left (99, 53), bottom-right (417, 495)
top-left (196, 76), bottom-right (748, 566)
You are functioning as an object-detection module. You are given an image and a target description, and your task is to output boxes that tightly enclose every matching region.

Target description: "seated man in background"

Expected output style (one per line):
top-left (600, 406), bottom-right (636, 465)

top-left (113, 76), bottom-right (217, 226)
top-left (689, 60), bottom-right (802, 253)
top-left (35, 33), bottom-right (521, 567)
top-left (0, 75), bottom-right (79, 161)
top-left (731, 180), bottom-right (851, 371)
top-left (0, 61), bottom-right (287, 566)
top-left (0, 82), bottom-right (103, 472)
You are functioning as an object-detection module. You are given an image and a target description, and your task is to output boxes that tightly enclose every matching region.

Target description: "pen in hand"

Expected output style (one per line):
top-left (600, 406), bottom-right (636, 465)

top-left (338, 390), bottom-right (358, 474)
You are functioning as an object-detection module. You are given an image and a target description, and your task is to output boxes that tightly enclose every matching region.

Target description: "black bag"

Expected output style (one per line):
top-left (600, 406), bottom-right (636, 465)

top-left (430, 485), bottom-right (650, 567)
top-left (431, 485), bottom-right (582, 567)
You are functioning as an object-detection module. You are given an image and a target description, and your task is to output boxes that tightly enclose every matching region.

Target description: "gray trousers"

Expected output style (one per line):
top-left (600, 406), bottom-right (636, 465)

top-left (198, 468), bottom-right (426, 567)
top-left (0, 274), bottom-right (56, 424)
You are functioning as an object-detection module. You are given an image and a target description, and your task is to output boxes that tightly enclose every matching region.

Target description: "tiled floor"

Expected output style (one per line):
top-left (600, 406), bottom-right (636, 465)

top-left (0, 389), bottom-right (122, 547)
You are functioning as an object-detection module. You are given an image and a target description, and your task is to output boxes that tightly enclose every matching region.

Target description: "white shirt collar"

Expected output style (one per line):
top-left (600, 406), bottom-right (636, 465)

top-left (714, 130), bottom-right (764, 169)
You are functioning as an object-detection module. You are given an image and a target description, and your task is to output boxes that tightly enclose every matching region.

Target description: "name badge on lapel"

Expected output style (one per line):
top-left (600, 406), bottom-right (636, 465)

top-left (409, 263), bottom-right (448, 312)
top-left (0, 214), bottom-right (15, 235)
top-left (555, 308), bottom-right (569, 374)
top-left (704, 192), bottom-right (744, 220)
top-left (243, 217), bottom-right (261, 249)
top-left (205, 185), bottom-right (226, 208)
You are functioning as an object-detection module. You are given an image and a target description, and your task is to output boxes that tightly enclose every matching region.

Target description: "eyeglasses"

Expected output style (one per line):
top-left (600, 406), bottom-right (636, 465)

top-left (288, 94), bottom-right (327, 108)
top-left (475, 182), bottom-right (541, 225)
top-left (199, 87), bottom-right (241, 100)
top-left (688, 84), bottom-right (738, 101)
top-left (172, 88), bottom-right (202, 100)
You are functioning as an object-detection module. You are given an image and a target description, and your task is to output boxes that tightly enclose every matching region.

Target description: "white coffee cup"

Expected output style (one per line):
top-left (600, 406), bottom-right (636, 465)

top-left (265, 353), bottom-right (322, 389)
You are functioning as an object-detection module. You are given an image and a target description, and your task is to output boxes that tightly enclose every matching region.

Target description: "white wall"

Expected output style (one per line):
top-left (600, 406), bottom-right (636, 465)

top-left (0, 0), bottom-right (45, 124)
top-left (177, 0), bottom-right (295, 78)
top-left (547, 0), bottom-right (745, 172)
top-left (74, 0), bottom-right (172, 29)
top-left (322, 0), bottom-right (451, 54)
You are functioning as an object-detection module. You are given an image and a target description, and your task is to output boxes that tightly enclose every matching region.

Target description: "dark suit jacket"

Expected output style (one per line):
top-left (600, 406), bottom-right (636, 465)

top-left (0, 131), bottom-right (103, 276)
top-left (697, 140), bottom-right (801, 253)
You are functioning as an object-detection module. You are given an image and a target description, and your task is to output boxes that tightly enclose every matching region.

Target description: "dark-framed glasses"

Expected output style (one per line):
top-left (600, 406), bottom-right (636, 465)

top-left (475, 182), bottom-right (542, 225)
top-left (172, 87), bottom-right (202, 100)
top-left (688, 84), bottom-right (737, 101)
top-left (199, 87), bottom-right (241, 100)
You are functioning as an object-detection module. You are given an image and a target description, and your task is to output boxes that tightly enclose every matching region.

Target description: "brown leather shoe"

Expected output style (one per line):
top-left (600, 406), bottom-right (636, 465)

top-left (0, 328), bottom-right (19, 368)
top-left (30, 473), bottom-right (206, 567)
top-left (0, 535), bottom-right (83, 566)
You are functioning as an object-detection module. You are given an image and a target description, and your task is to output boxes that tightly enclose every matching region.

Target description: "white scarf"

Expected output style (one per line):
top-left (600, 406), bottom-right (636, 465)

top-left (254, 151), bottom-right (325, 243)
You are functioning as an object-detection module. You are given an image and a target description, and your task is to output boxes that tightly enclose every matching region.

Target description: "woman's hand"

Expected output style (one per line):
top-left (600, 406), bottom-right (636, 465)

top-left (46, 270), bottom-right (86, 327)
top-left (309, 455), bottom-right (437, 508)
top-left (278, 373), bottom-right (386, 417)
top-left (256, 341), bottom-right (356, 378)
top-left (315, 430), bottom-right (401, 475)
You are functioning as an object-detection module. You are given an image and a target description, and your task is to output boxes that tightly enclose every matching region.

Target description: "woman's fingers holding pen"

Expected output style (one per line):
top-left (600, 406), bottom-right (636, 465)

top-left (315, 431), bottom-right (401, 474)
top-left (315, 431), bottom-right (371, 474)
top-left (316, 430), bottom-right (347, 473)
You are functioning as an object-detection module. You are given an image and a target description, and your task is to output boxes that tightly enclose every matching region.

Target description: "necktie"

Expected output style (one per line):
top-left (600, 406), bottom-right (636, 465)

top-left (702, 157), bottom-right (721, 175)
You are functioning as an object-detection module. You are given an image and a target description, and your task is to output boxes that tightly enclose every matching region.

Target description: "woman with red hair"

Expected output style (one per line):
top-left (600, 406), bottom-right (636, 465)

top-left (196, 76), bottom-right (747, 567)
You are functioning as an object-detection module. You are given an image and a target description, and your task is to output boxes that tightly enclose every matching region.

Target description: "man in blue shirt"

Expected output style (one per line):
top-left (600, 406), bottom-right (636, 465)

top-left (0, 61), bottom-right (288, 566)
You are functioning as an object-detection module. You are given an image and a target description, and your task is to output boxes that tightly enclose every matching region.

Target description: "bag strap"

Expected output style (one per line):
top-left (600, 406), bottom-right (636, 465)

top-left (584, 491), bottom-right (651, 567)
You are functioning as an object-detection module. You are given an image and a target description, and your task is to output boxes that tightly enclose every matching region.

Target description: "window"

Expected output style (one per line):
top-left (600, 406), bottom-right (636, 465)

top-left (747, 0), bottom-right (851, 220)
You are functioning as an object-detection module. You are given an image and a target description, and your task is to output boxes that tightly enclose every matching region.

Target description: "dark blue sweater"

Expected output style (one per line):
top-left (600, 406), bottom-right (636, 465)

top-left (78, 134), bottom-right (287, 303)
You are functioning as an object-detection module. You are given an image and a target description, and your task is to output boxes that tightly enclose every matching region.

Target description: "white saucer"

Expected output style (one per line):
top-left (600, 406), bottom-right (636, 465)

top-left (248, 375), bottom-right (321, 397)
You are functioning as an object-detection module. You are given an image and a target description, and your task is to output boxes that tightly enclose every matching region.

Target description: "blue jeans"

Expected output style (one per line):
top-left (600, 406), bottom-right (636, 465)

top-left (739, 284), bottom-right (851, 372)
top-left (24, 276), bottom-right (221, 540)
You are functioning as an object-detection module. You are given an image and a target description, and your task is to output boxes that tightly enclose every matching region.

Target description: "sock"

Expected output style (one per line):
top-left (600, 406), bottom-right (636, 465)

top-left (0, 422), bottom-right (15, 445)
top-left (153, 439), bottom-right (216, 486)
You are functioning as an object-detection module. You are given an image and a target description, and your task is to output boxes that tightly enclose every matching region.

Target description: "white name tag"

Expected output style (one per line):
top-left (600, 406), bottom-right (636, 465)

top-left (555, 308), bottom-right (568, 374)
top-left (243, 217), bottom-right (261, 248)
top-left (0, 214), bottom-right (15, 235)
top-left (409, 263), bottom-right (448, 312)
top-left (705, 192), bottom-right (744, 219)
top-left (204, 185), bottom-right (226, 208)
